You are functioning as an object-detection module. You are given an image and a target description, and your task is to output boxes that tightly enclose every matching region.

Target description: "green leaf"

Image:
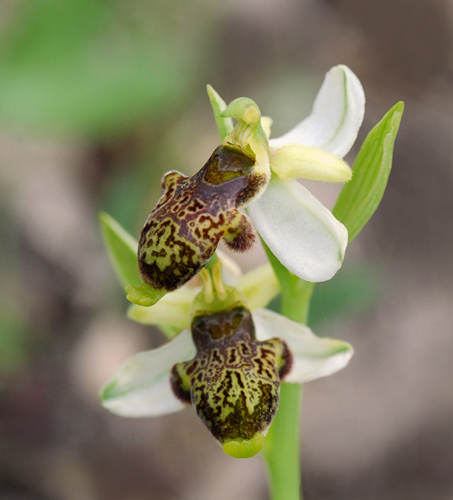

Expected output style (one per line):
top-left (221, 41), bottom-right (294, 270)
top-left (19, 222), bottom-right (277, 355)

top-left (333, 101), bottom-right (404, 242)
top-left (98, 211), bottom-right (141, 288)
top-left (207, 84), bottom-right (234, 141)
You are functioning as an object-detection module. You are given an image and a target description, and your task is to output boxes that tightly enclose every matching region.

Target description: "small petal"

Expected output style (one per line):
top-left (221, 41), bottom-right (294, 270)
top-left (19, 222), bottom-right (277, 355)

top-left (127, 286), bottom-right (197, 330)
top-left (271, 144), bottom-right (352, 183)
top-left (253, 309), bottom-right (353, 383)
top-left (270, 65), bottom-right (365, 158)
top-left (248, 174), bottom-right (348, 282)
top-left (236, 263), bottom-right (280, 311)
top-left (100, 330), bottom-right (196, 417)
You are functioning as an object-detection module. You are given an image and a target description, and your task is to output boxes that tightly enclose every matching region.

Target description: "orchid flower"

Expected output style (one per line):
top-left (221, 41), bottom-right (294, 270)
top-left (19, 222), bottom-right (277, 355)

top-left (100, 255), bottom-right (353, 459)
top-left (96, 63), bottom-right (404, 500)
top-left (216, 64), bottom-right (365, 283)
top-left (125, 65), bottom-right (364, 307)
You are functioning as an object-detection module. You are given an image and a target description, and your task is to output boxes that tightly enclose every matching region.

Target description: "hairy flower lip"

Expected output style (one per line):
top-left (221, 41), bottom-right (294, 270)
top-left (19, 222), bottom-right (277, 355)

top-left (170, 304), bottom-right (289, 453)
top-left (100, 308), bottom-right (353, 419)
top-left (136, 145), bottom-right (266, 295)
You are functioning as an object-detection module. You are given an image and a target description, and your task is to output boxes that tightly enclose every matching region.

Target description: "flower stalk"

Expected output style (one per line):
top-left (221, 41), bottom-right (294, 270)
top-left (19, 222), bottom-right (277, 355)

top-left (262, 242), bottom-right (314, 500)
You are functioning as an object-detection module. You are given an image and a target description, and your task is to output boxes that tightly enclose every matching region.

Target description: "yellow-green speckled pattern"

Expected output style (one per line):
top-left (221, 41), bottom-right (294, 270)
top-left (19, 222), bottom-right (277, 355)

top-left (170, 306), bottom-right (292, 445)
top-left (138, 145), bottom-right (267, 291)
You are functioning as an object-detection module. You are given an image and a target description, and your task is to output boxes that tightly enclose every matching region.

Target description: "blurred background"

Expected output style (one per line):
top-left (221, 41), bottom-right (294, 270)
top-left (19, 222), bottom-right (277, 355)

top-left (0, 0), bottom-right (452, 499)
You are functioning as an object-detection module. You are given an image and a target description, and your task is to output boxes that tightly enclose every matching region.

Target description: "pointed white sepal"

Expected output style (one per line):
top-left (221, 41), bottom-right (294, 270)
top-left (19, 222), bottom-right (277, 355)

top-left (253, 309), bottom-right (353, 383)
top-left (100, 329), bottom-right (196, 417)
top-left (269, 65), bottom-right (365, 158)
top-left (248, 174), bottom-right (348, 283)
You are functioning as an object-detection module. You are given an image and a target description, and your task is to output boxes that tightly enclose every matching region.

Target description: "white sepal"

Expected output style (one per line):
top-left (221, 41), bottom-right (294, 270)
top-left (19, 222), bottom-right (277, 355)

top-left (248, 174), bottom-right (348, 283)
top-left (253, 309), bottom-right (353, 383)
top-left (100, 329), bottom-right (196, 417)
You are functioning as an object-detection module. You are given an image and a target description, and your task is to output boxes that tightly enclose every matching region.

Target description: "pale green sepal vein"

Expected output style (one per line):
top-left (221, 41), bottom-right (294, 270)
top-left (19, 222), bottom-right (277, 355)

top-left (99, 212), bottom-right (141, 288)
top-left (207, 84), bottom-right (234, 141)
top-left (333, 101), bottom-right (404, 243)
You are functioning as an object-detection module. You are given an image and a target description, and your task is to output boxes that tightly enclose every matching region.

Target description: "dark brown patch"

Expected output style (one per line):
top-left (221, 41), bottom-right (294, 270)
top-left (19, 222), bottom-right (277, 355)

top-left (137, 145), bottom-right (267, 291)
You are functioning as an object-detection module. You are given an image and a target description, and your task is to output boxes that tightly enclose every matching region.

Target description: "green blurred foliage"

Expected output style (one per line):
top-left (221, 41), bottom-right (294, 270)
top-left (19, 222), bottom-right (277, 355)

top-left (266, 265), bottom-right (380, 330)
top-left (0, 0), bottom-right (204, 137)
top-left (308, 265), bottom-right (381, 328)
top-left (0, 304), bottom-right (28, 374)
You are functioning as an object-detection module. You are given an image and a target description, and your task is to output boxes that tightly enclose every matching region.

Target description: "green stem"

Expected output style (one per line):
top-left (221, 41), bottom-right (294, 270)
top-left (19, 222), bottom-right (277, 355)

top-left (262, 278), bottom-right (314, 500)
top-left (281, 280), bottom-right (314, 324)
top-left (263, 383), bottom-right (303, 500)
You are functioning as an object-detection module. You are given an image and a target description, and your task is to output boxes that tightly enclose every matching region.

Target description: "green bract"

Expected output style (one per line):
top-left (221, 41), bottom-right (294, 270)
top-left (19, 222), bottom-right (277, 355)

top-left (333, 101), bottom-right (404, 242)
top-left (99, 212), bottom-right (141, 288)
